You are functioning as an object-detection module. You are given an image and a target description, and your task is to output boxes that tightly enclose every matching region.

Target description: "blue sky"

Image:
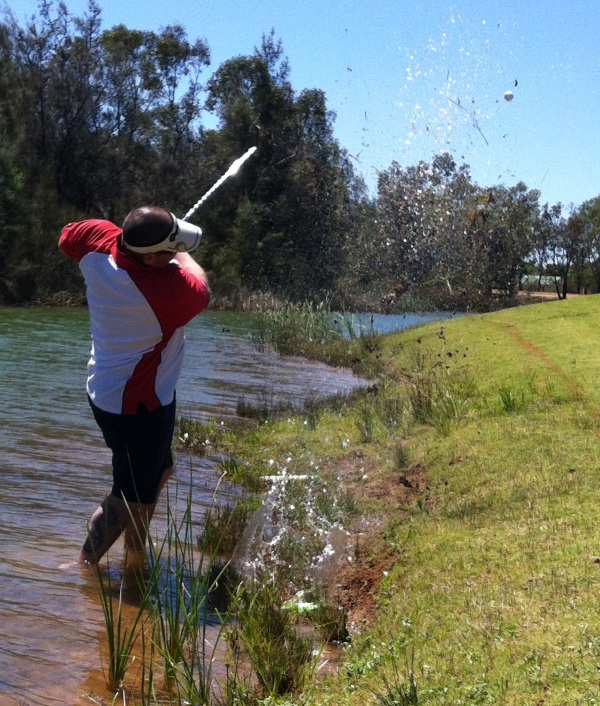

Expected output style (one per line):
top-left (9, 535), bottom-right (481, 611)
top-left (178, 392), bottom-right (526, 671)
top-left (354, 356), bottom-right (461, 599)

top-left (6, 0), bottom-right (600, 208)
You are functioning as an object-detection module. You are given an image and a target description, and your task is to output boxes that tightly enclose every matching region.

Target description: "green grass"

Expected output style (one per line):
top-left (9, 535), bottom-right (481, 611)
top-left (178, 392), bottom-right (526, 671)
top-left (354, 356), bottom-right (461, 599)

top-left (215, 295), bottom-right (600, 705)
top-left (93, 295), bottom-right (600, 705)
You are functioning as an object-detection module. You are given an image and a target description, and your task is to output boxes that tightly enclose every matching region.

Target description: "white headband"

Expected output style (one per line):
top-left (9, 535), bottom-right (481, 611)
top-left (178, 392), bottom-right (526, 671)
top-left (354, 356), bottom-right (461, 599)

top-left (124, 213), bottom-right (202, 254)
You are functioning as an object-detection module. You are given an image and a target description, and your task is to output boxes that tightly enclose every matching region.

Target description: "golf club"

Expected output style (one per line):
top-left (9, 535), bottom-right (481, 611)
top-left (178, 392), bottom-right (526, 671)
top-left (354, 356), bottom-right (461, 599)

top-left (182, 145), bottom-right (258, 222)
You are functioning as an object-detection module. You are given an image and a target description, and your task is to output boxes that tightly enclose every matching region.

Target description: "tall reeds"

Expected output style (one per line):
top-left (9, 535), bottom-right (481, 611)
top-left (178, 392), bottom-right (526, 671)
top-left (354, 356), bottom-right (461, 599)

top-left (251, 296), bottom-right (371, 354)
top-left (93, 555), bottom-right (148, 693)
top-left (92, 475), bottom-right (234, 704)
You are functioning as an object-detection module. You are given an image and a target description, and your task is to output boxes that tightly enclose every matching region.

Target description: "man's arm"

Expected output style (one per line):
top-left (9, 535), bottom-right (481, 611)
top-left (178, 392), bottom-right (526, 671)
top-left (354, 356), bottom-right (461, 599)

top-left (59, 220), bottom-right (120, 261)
top-left (174, 252), bottom-right (210, 291)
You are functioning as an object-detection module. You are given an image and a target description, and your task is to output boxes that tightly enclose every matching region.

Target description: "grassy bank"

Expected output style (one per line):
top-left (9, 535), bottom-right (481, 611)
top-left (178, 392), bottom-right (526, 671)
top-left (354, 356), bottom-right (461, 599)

top-left (214, 294), bottom-right (600, 705)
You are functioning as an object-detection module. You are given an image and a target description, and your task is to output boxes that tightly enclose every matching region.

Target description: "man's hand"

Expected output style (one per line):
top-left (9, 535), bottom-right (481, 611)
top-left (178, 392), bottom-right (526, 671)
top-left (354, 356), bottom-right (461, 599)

top-left (175, 252), bottom-right (209, 290)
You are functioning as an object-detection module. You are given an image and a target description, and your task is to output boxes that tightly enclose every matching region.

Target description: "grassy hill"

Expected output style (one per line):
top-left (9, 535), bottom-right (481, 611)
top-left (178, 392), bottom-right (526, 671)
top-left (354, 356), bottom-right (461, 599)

top-left (217, 295), bottom-right (600, 705)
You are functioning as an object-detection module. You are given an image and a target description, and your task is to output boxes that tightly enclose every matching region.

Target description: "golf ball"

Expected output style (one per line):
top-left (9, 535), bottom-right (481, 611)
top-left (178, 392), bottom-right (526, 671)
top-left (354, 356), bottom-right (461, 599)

top-left (504, 90), bottom-right (514, 102)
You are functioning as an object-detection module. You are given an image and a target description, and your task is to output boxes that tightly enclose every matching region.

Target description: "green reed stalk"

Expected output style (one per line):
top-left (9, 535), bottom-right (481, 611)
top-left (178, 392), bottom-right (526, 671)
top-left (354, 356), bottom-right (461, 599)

top-left (144, 472), bottom-right (231, 703)
top-left (138, 618), bottom-right (158, 706)
top-left (252, 297), bottom-right (344, 354)
top-left (89, 469), bottom-right (238, 704)
top-left (93, 554), bottom-right (148, 691)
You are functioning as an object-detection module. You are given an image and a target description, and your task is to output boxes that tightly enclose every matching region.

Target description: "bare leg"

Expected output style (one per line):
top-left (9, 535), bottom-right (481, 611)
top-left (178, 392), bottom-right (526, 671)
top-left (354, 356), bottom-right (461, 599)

top-left (122, 466), bottom-right (175, 567)
top-left (80, 466), bottom-right (175, 566)
top-left (79, 493), bottom-right (130, 564)
top-left (122, 502), bottom-right (155, 568)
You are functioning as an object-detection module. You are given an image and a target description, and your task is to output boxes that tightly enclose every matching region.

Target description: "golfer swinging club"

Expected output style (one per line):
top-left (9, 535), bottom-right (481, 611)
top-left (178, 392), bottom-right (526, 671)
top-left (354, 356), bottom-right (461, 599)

top-left (59, 206), bottom-right (210, 566)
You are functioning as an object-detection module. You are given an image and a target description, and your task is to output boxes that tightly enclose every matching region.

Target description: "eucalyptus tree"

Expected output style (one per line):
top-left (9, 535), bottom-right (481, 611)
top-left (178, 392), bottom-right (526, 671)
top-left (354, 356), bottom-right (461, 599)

top-left (131, 24), bottom-right (210, 211)
top-left (0, 22), bottom-right (22, 295)
top-left (204, 31), bottom-right (354, 298)
top-left (541, 202), bottom-right (592, 299)
top-left (529, 203), bottom-right (554, 290)
top-left (544, 203), bottom-right (572, 299)
top-left (477, 182), bottom-right (540, 296)
top-left (373, 154), bottom-right (478, 299)
top-left (373, 155), bottom-right (541, 305)
top-left (373, 160), bottom-right (438, 291)
top-left (0, 0), bottom-right (216, 300)
top-left (7, 1), bottom-right (105, 208)
top-left (0, 1), bottom-right (102, 299)
top-left (203, 31), bottom-right (295, 294)
top-left (578, 196), bottom-right (600, 292)
top-left (566, 210), bottom-right (590, 294)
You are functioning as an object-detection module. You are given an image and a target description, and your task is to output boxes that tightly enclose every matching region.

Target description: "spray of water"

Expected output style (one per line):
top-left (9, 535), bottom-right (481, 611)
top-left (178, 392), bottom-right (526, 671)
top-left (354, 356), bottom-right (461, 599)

top-left (392, 9), bottom-right (520, 182)
top-left (232, 453), bottom-right (350, 596)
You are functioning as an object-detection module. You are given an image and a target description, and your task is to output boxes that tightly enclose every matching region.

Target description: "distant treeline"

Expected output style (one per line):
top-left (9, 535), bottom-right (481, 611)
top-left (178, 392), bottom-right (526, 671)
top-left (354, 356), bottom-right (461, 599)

top-left (1, 1), bottom-right (599, 309)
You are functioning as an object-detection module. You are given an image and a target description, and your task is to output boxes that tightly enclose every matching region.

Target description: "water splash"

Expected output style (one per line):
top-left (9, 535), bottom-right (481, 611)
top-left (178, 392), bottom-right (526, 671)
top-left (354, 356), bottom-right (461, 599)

top-left (232, 458), bottom-right (349, 595)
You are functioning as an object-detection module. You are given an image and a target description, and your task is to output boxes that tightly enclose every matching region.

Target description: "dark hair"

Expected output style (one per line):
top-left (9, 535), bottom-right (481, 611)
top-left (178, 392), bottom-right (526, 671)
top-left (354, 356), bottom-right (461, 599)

top-left (122, 206), bottom-right (172, 247)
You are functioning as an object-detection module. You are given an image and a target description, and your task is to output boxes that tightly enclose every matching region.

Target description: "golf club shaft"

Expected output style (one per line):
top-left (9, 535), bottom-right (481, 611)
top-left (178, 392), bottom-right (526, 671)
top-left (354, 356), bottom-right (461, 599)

top-left (182, 146), bottom-right (258, 221)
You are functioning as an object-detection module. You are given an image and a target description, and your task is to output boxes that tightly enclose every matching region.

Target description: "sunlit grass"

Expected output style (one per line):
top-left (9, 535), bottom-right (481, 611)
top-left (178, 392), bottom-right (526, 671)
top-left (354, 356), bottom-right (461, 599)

top-left (94, 295), bottom-right (600, 704)
top-left (215, 295), bottom-right (600, 704)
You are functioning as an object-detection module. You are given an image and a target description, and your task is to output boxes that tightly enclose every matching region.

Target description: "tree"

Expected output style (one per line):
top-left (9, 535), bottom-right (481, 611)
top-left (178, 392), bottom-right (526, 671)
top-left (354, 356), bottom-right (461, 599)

top-left (0, 22), bottom-right (24, 297)
top-left (566, 210), bottom-right (590, 294)
top-left (545, 203), bottom-right (579, 300)
top-left (203, 32), bottom-right (354, 298)
top-left (579, 196), bottom-right (600, 292)
top-left (0, 0), bottom-right (212, 301)
top-left (373, 155), bottom-right (478, 298)
top-left (539, 202), bottom-right (592, 298)
top-left (529, 205), bottom-right (554, 290)
top-left (478, 182), bottom-right (540, 296)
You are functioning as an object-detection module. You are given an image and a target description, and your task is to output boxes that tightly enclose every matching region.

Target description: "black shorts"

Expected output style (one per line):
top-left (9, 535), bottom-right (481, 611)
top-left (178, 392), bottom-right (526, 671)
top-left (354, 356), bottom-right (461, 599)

top-left (88, 396), bottom-right (176, 504)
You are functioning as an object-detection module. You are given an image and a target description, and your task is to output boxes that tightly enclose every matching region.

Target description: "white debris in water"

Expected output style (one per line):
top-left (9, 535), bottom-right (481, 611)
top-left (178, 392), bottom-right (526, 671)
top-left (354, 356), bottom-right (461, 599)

top-left (260, 474), bottom-right (312, 481)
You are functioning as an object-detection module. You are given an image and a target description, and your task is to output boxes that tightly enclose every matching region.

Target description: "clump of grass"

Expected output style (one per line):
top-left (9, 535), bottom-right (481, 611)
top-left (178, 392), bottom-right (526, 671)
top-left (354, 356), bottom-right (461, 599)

top-left (143, 479), bottom-right (231, 702)
top-left (250, 297), bottom-right (385, 377)
top-left (355, 399), bottom-right (378, 442)
top-left (92, 475), bottom-right (236, 704)
top-left (227, 581), bottom-right (318, 697)
top-left (200, 498), bottom-right (260, 556)
top-left (365, 647), bottom-right (419, 705)
top-left (496, 374), bottom-right (539, 413)
top-left (393, 442), bottom-right (411, 470)
top-left (310, 597), bottom-right (349, 643)
top-left (93, 556), bottom-right (148, 692)
top-left (302, 392), bottom-right (323, 429)
top-left (397, 339), bottom-right (476, 432)
top-left (177, 416), bottom-right (223, 456)
top-left (236, 391), bottom-right (298, 424)
top-left (218, 457), bottom-right (266, 493)
top-left (237, 389), bottom-right (350, 430)
top-left (251, 296), bottom-right (341, 355)
top-left (377, 386), bottom-right (410, 431)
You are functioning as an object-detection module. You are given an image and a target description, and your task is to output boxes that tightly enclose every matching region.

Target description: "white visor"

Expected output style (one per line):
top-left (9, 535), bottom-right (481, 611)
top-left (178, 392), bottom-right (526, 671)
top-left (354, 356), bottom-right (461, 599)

top-left (124, 213), bottom-right (202, 254)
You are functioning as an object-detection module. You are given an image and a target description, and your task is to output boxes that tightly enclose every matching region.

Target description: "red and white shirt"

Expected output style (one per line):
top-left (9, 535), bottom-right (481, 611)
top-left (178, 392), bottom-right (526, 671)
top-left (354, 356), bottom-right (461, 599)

top-left (59, 220), bottom-right (210, 415)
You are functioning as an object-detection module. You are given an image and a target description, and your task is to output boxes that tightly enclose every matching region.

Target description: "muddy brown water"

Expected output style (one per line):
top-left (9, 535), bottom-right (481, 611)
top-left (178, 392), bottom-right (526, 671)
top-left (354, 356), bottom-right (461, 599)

top-left (0, 306), bottom-right (454, 704)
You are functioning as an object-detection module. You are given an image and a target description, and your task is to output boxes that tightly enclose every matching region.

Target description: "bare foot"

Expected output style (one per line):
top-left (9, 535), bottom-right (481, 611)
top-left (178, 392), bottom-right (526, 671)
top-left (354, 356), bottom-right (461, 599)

top-left (58, 560), bottom-right (91, 572)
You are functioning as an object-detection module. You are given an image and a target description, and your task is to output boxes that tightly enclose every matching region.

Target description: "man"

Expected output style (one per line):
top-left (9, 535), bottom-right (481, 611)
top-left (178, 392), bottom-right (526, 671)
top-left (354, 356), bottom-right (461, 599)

top-left (59, 206), bottom-right (210, 566)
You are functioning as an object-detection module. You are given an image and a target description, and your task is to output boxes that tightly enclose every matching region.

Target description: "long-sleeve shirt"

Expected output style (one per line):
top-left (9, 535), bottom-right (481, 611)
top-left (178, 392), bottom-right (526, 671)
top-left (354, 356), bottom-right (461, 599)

top-left (59, 219), bottom-right (210, 414)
